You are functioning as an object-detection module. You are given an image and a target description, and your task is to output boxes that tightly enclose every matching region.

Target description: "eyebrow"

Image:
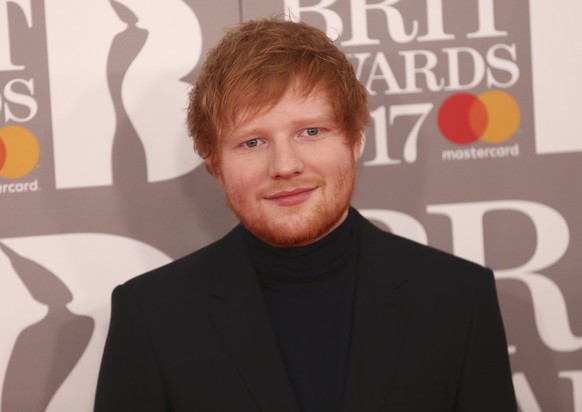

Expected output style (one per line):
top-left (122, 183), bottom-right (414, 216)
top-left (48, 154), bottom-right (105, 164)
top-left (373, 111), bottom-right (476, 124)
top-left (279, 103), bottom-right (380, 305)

top-left (230, 116), bottom-right (337, 139)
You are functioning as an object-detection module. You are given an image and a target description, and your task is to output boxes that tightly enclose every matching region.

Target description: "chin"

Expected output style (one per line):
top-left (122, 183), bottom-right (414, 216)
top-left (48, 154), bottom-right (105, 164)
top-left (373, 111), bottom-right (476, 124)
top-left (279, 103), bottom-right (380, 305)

top-left (237, 204), bottom-right (348, 247)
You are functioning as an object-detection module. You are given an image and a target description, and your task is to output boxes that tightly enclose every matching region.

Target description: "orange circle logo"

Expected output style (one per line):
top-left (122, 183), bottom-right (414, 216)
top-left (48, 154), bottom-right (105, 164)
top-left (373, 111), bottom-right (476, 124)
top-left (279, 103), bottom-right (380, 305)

top-left (0, 126), bottom-right (40, 178)
top-left (438, 91), bottom-right (521, 145)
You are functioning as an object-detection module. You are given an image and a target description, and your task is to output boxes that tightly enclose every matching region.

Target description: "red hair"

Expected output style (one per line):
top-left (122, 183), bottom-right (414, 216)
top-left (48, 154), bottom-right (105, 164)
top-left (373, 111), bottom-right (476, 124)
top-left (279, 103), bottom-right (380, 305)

top-left (187, 18), bottom-right (369, 174)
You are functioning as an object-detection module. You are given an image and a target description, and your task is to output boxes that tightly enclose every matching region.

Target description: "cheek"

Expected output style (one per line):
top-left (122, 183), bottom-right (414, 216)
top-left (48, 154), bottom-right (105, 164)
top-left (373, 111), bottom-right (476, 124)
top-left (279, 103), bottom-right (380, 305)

top-left (313, 149), bottom-right (355, 176)
top-left (221, 164), bottom-right (262, 194)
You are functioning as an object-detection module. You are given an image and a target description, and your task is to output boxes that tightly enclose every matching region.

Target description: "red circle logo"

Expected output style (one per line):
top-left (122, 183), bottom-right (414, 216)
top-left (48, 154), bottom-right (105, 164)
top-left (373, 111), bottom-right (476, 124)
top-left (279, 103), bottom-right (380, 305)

top-left (438, 91), bottom-right (521, 145)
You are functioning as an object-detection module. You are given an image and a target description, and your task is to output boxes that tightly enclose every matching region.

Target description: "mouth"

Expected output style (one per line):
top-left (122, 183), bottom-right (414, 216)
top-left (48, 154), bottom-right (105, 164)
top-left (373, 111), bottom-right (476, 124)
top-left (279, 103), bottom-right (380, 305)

top-left (265, 187), bottom-right (317, 207)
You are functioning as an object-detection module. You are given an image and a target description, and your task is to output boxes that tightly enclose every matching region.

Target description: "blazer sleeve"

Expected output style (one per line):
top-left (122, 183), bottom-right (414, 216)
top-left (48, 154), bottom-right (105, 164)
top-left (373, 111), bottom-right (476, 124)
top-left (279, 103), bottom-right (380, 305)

top-left (454, 269), bottom-right (517, 411)
top-left (94, 284), bottom-right (169, 412)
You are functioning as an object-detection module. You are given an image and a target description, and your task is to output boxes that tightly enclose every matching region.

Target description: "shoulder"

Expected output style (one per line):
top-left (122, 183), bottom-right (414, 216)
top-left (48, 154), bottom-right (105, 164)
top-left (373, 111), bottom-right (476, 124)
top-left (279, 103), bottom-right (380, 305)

top-left (355, 210), bottom-right (492, 292)
top-left (118, 225), bottom-right (245, 300)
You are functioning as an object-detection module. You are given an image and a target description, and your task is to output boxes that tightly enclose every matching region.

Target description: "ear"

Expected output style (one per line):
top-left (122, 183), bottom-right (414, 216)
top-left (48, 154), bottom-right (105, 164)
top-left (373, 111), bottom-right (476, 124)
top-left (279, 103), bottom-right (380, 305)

top-left (352, 131), bottom-right (365, 162)
top-left (205, 157), bottom-right (223, 186)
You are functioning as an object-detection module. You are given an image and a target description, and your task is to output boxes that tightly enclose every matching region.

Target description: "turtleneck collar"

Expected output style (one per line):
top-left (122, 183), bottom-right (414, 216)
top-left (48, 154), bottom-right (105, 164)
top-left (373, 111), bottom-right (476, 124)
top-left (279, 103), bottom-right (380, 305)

top-left (240, 208), bottom-right (358, 282)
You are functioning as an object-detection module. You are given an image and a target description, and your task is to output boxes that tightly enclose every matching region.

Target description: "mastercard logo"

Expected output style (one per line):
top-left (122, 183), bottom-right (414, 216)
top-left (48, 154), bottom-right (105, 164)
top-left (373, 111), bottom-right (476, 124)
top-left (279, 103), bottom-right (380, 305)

top-left (0, 126), bottom-right (40, 178)
top-left (438, 91), bottom-right (521, 145)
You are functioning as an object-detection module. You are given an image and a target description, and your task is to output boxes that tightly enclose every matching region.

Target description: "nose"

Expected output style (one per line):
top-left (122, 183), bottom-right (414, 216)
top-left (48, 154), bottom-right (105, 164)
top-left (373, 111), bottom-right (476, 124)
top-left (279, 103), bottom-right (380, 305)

top-left (268, 139), bottom-right (304, 179)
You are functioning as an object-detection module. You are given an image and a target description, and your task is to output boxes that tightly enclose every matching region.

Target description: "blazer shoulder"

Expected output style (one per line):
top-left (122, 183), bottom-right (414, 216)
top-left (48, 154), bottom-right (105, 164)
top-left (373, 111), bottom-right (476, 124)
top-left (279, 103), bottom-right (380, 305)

top-left (120, 225), bottom-right (245, 297)
top-left (356, 211), bottom-right (492, 287)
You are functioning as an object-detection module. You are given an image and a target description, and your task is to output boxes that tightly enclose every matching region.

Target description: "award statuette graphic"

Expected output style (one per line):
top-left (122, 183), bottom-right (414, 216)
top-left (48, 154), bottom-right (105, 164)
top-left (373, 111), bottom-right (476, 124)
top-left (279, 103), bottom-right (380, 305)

top-left (0, 243), bottom-right (94, 411)
top-left (108, 0), bottom-right (148, 186)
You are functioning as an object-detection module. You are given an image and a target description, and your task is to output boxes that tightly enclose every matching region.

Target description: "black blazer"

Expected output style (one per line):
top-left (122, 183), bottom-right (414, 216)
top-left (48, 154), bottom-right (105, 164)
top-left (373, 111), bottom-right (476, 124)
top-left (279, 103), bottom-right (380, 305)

top-left (94, 212), bottom-right (516, 411)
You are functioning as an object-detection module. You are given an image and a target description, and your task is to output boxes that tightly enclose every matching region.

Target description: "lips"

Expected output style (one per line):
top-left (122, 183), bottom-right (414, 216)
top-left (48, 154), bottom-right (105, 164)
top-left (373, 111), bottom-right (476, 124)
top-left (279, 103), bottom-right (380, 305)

top-left (265, 187), bottom-right (317, 206)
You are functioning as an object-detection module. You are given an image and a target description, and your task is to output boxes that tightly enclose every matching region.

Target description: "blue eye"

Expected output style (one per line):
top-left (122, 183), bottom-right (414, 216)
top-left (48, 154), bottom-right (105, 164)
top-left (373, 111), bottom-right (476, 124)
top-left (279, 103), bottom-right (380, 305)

top-left (243, 139), bottom-right (260, 148)
top-left (304, 128), bottom-right (319, 136)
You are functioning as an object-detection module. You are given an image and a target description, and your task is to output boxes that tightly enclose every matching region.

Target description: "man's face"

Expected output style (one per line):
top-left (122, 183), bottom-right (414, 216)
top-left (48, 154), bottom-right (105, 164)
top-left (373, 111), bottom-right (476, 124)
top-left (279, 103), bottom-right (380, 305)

top-left (212, 85), bottom-right (361, 247)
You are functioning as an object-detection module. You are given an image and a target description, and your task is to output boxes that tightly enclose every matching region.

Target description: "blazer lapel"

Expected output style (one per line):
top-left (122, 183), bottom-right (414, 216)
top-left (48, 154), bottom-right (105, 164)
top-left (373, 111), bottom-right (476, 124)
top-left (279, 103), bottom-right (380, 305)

top-left (208, 228), bottom-right (299, 412)
top-left (342, 215), bottom-right (411, 412)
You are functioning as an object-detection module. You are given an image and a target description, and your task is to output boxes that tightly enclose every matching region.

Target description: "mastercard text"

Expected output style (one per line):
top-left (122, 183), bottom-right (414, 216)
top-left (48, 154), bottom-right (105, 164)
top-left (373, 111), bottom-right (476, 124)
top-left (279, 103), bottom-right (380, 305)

top-left (0, 179), bottom-right (38, 194)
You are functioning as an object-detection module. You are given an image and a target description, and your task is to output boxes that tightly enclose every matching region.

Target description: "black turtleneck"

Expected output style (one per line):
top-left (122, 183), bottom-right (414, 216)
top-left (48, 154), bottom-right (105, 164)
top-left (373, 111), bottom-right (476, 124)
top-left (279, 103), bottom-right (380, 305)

top-left (241, 208), bottom-right (359, 412)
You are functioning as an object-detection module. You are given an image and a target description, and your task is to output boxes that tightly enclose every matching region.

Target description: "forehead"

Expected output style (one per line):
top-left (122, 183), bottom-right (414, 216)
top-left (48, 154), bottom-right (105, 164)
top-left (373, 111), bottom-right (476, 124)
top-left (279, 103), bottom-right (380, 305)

top-left (225, 86), bottom-right (336, 138)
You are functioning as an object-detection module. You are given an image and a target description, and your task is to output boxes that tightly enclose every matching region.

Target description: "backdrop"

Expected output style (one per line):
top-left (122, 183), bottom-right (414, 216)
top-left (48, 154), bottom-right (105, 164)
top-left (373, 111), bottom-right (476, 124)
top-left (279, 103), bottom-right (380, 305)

top-left (1, 1), bottom-right (581, 411)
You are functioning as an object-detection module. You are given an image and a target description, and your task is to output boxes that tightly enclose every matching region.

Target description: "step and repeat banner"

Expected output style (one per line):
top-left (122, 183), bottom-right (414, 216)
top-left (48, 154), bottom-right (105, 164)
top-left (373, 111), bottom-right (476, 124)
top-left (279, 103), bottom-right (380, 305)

top-left (1, 1), bottom-right (580, 411)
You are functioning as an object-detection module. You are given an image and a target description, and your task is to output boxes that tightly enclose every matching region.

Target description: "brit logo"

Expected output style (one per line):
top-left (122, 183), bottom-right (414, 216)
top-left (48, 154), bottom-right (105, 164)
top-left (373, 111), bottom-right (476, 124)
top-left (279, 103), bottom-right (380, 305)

top-left (289, 0), bottom-right (534, 165)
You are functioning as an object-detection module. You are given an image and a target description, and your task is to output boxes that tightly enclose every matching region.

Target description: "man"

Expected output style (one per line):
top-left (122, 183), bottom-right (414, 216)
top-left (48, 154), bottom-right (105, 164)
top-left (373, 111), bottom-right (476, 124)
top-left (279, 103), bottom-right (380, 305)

top-left (94, 18), bottom-right (516, 412)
